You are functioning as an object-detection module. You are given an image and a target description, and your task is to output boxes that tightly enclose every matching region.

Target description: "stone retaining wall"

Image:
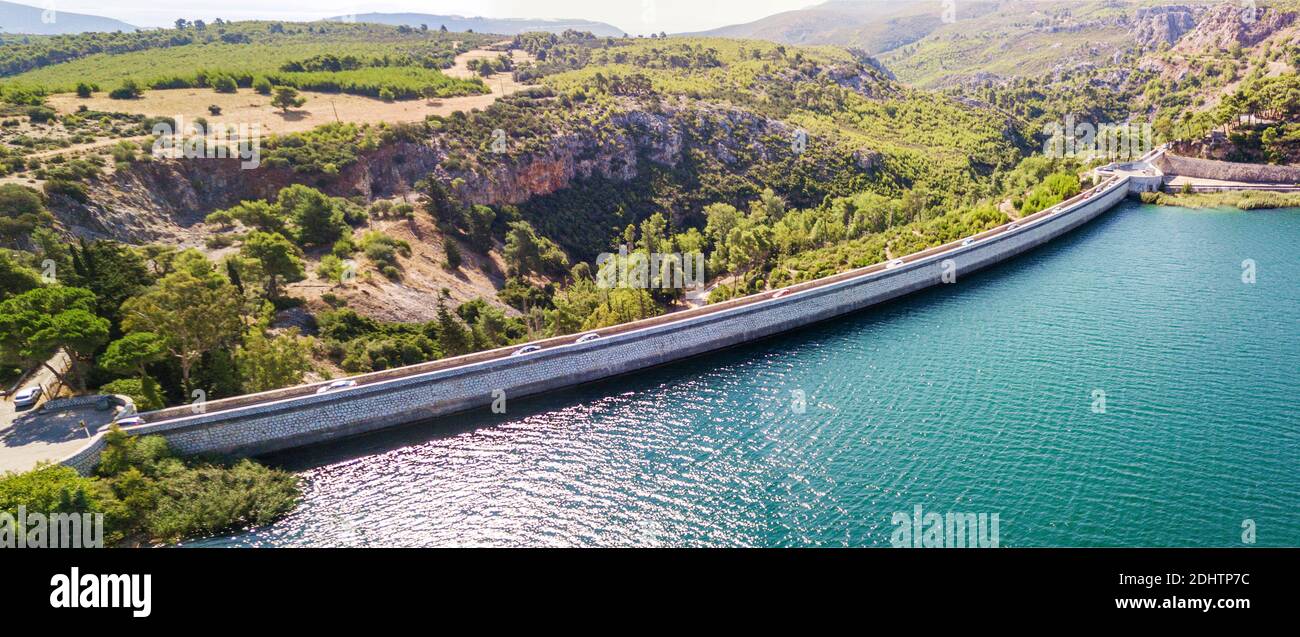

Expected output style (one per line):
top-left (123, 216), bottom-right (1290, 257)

top-left (38, 395), bottom-right (106, 413)
top-left (58, 178), bottom-right (1132, 473)
top-left (1156, 153), bottom-right (1300, 184)
top-left (60, 435), bottom-right (108, 475)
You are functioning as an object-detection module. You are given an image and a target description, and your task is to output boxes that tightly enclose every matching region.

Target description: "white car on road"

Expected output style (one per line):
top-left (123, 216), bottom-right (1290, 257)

top-left (316, 379), bottom-right (359, 394)
top-left (12, 387), bottom-right (42, 408)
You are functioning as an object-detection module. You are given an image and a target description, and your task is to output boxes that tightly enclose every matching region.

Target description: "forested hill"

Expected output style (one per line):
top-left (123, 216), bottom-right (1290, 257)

top-left (510, 32), bottom-right (1028, 201)
top-left (0, 21), bottom-right (498, 81)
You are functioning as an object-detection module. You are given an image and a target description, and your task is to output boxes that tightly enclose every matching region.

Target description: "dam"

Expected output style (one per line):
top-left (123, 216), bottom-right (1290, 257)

top-left (61, 173), bottom-right (1140, 473)
top-left (198, 197), bottom-right (1300, 547)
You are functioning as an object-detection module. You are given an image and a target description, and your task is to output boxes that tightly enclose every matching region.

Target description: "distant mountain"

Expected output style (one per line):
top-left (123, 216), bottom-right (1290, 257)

top-left (329, 13), bottom-right (625, 37)
top-left (0, 0), bottom-right (135, 34)
top-left (695, 0), bottom-right (951, 53)
top-left (698, 0), bottom-right (1243, 88)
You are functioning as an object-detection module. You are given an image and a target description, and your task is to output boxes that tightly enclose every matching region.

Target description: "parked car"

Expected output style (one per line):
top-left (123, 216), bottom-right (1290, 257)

top-left (886, 258), bottom-right (905, 269)
top-left (114, 416), bottom-right (143, 426)
top-left (511, 345), bottom-right (542, 356)
top-left (961, 238), bottom-right (975, 247)
top-left (771, 289), bottom-right (790, 299)
top-left (1007, 223), bottom-right (1019, 230)
top-left (12, 386), bottom-right (41, 408)
top-left (576, 333), bottom-right (601, 344)
top-left (315, 379), bottom-right (358, 395)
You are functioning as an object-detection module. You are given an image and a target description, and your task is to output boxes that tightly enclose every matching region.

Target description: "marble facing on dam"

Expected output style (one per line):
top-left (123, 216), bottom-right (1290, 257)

top-left (59, 178), bottom-right (1132, 472)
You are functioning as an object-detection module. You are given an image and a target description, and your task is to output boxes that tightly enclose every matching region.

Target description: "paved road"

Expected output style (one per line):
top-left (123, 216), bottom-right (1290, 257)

top-left (0, 352), bottom-right (88, 474)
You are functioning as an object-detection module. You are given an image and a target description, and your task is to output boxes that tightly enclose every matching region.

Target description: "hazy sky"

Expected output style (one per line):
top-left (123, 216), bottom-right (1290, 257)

top-left (50, 1), bottom-right (822, 34)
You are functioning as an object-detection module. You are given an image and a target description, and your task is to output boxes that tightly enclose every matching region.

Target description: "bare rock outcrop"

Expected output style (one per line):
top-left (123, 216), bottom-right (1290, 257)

top-left (1130, 5), bottom-right (1198, 49)
top-left (54, 98), bottom-right (846, 246)
top-left (1171, 3), bottom-right (1295, 53)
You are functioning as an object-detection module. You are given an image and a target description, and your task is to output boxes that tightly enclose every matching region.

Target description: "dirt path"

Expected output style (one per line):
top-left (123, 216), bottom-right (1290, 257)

top-left (27, 135), bottom-right (150, 161)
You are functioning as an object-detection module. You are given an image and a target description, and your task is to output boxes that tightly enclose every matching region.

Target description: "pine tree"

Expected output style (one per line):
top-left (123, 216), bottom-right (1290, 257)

top-left (436, 299), bottom-right (472, 357)
top-left (226, 259), bottom-right (244, 295)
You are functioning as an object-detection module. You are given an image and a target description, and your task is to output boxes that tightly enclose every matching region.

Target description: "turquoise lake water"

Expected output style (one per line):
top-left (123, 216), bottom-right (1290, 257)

top-left (199, 202), bottom-right (1300, 547)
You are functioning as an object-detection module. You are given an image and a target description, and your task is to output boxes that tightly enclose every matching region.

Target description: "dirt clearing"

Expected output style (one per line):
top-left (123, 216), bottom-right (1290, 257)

top-left (46, 49), bottom-right (535, 138)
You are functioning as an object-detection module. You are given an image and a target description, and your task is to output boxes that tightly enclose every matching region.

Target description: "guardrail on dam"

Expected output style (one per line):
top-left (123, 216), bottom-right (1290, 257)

top-left (59, 175), bottom-right (1135, 474)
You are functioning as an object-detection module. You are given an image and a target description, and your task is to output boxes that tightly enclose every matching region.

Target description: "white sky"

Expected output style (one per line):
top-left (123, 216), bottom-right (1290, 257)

top-left (49, 1), bottom-right (823, 34)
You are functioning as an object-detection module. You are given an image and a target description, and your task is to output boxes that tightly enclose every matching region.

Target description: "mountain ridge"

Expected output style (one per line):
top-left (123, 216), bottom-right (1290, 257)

top-left (0, 0), bottom-right (136, 34)
top-left (326, 12), bottom-right (625, 37)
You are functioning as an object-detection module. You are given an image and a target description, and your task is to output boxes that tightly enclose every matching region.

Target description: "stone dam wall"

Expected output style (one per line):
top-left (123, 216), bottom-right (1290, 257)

top-left (58, 177), bottom-right (1134, 473)
top-left (1155, 153), bottom-right (1300, 184)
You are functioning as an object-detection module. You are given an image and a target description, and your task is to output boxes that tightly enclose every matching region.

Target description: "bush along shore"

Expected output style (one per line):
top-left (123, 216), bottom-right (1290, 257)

top-left (0, 425), bottom-right (300, 546)
top-left (1140, 190), bottom-right (1300, 210)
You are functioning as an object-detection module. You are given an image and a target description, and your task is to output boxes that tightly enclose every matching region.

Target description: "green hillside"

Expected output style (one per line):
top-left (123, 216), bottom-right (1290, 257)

top-left (526, 35), bottom-right (1025, 197)
top-left (0, 21), bottom-right (496, 96)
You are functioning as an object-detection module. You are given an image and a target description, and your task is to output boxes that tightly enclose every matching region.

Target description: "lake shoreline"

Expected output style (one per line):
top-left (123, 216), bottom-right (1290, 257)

top-left (1143, 190), bottom-right (1300, 210)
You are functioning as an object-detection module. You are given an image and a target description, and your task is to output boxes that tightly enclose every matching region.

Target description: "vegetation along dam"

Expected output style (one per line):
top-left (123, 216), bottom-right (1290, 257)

top-left (62, 175), bottom-right (1131, 472)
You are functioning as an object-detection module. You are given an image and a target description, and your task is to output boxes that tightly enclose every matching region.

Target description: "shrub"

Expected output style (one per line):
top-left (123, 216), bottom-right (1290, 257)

top-left (76, 82), bottom-right (93, 98)
top-left (25, 106), bottom-right (56, 123)
top-left (0, 183), bottom-right (53, 243)
top-left (0, 464), bottom-right (127, 544)
top-left (444, 240), bottom-right (462, 270)
top-left (99, 376), bottom-right (166, 412)
top-left (271, 86), bottom-right (305, 111)
top-left (205, 233), bottom-right (237, 249)
top-left (253, 77), bottom-right (273, 95)
top-left (109, 140), bottom-right (138, 163)
top-left (142, 456), bottom-right (300, 540)
top-left (108, 79), bottom-right (144, 100)
top-left (212, 75), bottom-right (238, 93)
top-left (359, 230), bottom-right (410, 275)
top-left (331, 236), bottom-right (356, 257)
top-left (316, 254), bottom-right (350, 283)
top-left (43, 179), bottom-right (89, 203)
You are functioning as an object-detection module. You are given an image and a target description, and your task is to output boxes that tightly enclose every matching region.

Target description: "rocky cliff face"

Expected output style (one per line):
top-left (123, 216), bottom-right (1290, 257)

top-left (53, 97), bottom-right (827, 245)
top-left (442, 98), bottom-right (823, 208)
top-left (60, 142), bottom-right (444, 243)
top-left (1130, 5), bottom-right (1199, 49)
top-left (1171, 3), bottom-right (1296, 53)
